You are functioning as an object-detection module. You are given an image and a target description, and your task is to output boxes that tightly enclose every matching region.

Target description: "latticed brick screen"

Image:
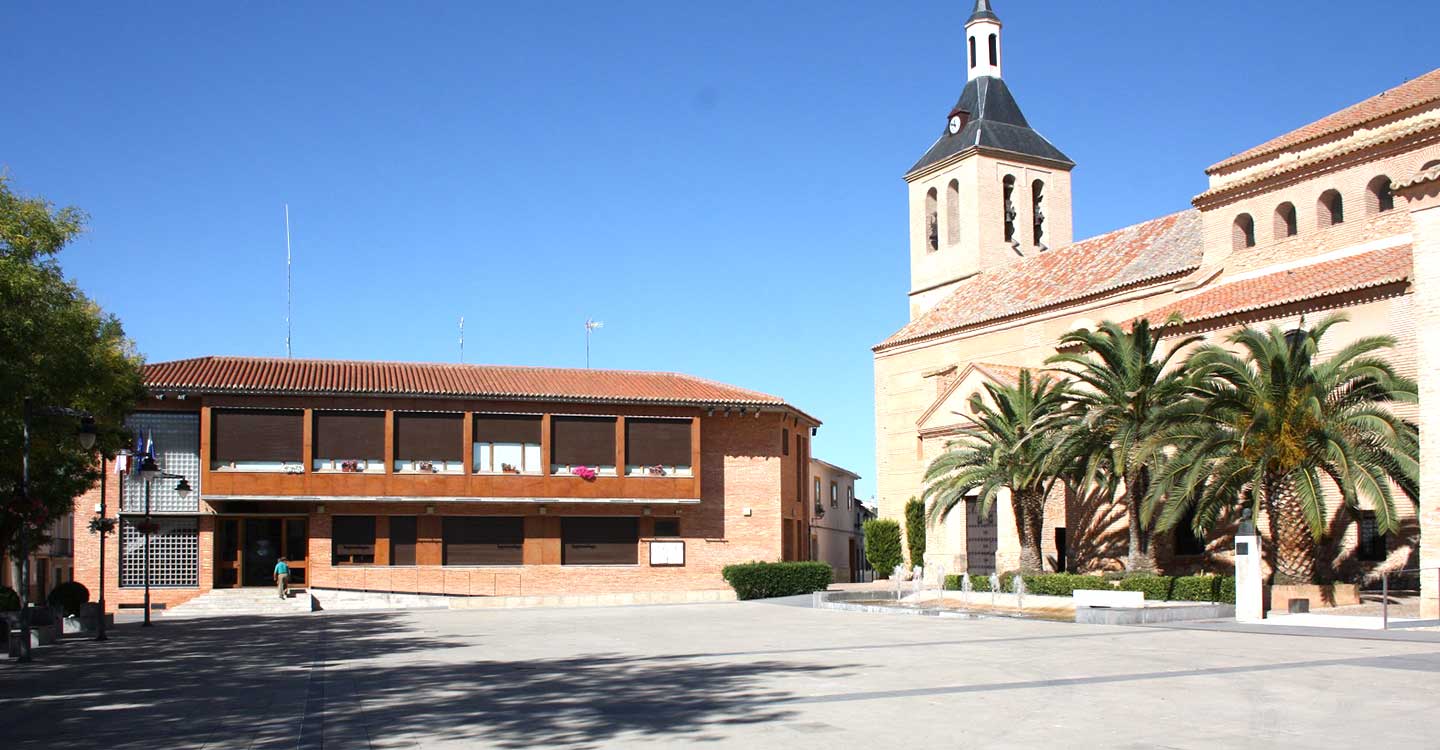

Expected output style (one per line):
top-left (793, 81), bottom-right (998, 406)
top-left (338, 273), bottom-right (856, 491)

top-left (121, 412), bottom-right (201, 513)
top-left (119, 517), bottom-right (199, 588)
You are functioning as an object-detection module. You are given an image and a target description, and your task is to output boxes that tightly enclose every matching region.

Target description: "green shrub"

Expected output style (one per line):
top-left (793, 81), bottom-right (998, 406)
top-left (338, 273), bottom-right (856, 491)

top-left (941, 574), bottom-right (997, 591)
top-left (1101, 570), bottom-right (1129, 582)
top-left (1172, 575), bottom-right (1223, 602)
top-left (1021, 573), bottom-right (1114, 597)
top-left (47, 581), bottom-right (90, 616)
top-left (1218, 576), bottom-right (1236, 604)
top-left (1118, 575), bottom-right (1174, 600)
top-left (863, 519), bottom-right (903, 578)
top-left (722, 561), bottom-right (833, 600)
top-left (903, 497), bottom-right (927, 568)
top-left (0, 586), bottom-right (18, 612)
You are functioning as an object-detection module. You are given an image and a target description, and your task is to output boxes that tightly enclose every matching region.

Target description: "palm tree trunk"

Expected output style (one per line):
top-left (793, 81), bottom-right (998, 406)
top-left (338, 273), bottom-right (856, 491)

top-left (1013, 488), bottom-right (1045, 573)
top-left (1266, 477), bottom-right (1317, 585)
top-left (1125, 475), bottom-right (1158, 573)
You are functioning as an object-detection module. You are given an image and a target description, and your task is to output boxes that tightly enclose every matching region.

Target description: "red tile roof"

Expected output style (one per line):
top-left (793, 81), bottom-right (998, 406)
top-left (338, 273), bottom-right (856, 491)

top-left (143, 357), bottom-right (816, 420)
top-left (1139, 245), bottom-right (1412, 329)
top-left (876, 210), bottom-right (1203, 351)
top-left (1207, 69), bottom-right (1440, 174)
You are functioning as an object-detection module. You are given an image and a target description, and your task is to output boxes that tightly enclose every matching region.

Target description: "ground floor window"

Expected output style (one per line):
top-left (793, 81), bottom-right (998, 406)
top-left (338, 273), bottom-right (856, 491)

top-left (332, 516), bottom-right (377, 565)
top-left (119, 516), bottom-right (199, 588)
top-left (562, 517), bottom-right (638, 565)
top-left (443, 516), bottom-right (524, 565)
top-left (390, 516), bottom-right (418, 565)
top-left (1358, 510), bottom-right (1387, 562)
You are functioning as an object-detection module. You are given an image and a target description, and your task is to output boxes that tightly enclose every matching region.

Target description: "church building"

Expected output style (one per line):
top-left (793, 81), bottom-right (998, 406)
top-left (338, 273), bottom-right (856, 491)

top-left (872, 0), bottom-right (1440, 611)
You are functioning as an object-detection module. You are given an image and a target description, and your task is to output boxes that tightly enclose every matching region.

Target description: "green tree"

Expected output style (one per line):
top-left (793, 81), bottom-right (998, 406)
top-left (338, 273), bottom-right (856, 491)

top-left (1, 176), bottom-right (146, 559)
top-left (923, 370), bottom-right (1070, 573)
top-left (862, 518), bottom-right (903, 579)
top-left (903, 496), bottom-right (926, 568)
top-left (1047, 318), bottom-right (1202, 572)
top-left (1147, 316), bottom-right (1418, 584)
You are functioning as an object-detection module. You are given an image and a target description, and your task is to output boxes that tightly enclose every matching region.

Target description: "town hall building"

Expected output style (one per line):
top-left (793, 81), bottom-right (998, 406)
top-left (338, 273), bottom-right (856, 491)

top-left (873, 0), bottom-right (1440, 615)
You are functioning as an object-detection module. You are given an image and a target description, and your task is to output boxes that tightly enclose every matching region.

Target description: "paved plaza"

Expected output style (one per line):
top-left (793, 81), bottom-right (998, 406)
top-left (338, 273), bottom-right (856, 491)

top-left (3, 601), bottom-right (1438, 749)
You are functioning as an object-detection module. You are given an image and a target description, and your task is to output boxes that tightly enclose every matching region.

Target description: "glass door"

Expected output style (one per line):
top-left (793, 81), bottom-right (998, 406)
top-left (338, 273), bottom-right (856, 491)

top-left (243, 519), bottom-right (283, 587)
top-left (283, 518), bottom-right (308, 585)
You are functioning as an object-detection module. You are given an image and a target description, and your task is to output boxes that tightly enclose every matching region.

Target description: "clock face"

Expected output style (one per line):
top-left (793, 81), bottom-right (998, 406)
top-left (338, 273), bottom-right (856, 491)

top-left (948, 115), bottom-right (962, 134)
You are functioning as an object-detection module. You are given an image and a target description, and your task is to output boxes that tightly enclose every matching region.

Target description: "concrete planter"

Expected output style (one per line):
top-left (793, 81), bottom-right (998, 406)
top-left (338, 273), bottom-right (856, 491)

top-left (1267, 583), bottom-right (1359, 612)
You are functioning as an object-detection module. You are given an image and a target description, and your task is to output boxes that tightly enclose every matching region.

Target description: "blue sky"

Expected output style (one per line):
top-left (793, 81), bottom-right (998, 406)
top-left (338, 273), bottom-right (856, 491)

top-left (6, 1), bottom-right (1438, 502)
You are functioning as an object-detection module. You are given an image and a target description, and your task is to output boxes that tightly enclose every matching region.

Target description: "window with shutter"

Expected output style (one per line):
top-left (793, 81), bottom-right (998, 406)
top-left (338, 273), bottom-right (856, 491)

top-left (551, 417), bottom-right (617, 476)
top-left (211, 409), bottom-right (303, 471)
top-left (442, 517), bottom-right (524, 565)
top-left (394, 412), bottom-right (464, 473)
top-left (473, 414), bottom-right (542, 475)
top-left (562, 517), bottom-right (638, 565)
top-left (624, 418), bottom-right (693, 477)
top-left (313, 411), bottom-right (385, 473)
top-left (332, 516), bottom-right (376, 565)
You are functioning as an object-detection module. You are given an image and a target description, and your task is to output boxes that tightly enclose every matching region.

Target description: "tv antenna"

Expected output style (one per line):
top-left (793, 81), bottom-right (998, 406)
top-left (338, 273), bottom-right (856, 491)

top-left (584, 318), bottom-right (604, 368)
top-left (284, 204), bottom-right (293, 358)
top-left (459, 316), bottom-right (465, 363)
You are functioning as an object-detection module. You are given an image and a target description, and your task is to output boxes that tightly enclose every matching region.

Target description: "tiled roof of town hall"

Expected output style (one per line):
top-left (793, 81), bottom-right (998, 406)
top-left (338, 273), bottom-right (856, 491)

top-left (1138, 245), bottom-right (1412, 330)
top-left (1206, 68), bottom-right (1440, 174)
top-left (875, 210), bottom-right (1203, 351)
top-left (143, 356), bottom-right (817, 420)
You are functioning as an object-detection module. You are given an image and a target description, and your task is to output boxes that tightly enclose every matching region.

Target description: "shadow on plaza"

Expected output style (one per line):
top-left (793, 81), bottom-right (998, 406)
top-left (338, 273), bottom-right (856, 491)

top-left (1, 610), bottom-right (852, 750)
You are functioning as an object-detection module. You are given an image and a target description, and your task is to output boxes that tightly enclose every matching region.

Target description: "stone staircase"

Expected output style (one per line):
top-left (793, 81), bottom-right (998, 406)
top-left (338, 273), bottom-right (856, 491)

top-left (163, 587), bottom-right (314, 618)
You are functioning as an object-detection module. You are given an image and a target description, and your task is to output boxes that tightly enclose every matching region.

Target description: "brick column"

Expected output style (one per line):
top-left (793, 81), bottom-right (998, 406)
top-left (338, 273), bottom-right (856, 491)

top-left (1396, 168), bottom-right (1440, 620)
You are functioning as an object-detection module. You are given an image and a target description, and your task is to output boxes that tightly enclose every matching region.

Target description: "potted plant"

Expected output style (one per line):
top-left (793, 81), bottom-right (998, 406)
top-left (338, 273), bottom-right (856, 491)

top-left (572, 465), bottom-right (598, 480)
top-left (501, 463), bottom-right (520, 474)
top-left (647, 465), bottom-right (667, 476)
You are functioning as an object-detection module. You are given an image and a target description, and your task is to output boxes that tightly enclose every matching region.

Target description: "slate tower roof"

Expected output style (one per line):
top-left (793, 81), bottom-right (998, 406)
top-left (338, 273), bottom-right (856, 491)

top-left (906, 0), bottom-right (1073, 176)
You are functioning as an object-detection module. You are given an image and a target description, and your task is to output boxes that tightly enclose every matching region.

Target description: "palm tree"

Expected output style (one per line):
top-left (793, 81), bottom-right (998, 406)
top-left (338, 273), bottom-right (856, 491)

top-left (923, 369), bottom-right (1071, 573)
top-left (1047, 319), bottom-right (1202, 573)
top-left (1146, 315), bottom-right (1418, 585)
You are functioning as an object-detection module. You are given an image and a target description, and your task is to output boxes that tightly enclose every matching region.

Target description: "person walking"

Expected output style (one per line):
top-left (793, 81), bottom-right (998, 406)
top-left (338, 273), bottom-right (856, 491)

top-left (274, 556), bottom-right (290, 599)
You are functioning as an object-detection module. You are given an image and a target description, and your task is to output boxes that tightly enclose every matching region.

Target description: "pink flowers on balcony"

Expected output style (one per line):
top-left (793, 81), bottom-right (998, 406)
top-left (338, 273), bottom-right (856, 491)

top-left (572, 465), bottom-right (598, 480)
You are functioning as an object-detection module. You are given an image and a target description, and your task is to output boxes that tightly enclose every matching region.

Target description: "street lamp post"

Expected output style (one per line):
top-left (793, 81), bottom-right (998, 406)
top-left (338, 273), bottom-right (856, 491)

top-left (16, 398), bottom-right (96, 663)
top-left (95, 444), bottom-right (111, 642)
top-left (137, 454), bottom-right (190, 627)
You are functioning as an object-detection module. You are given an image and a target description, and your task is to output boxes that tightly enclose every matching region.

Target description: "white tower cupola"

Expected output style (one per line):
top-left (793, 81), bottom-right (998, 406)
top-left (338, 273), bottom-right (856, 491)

top-left (966, 0), bottom-right (1002, 81)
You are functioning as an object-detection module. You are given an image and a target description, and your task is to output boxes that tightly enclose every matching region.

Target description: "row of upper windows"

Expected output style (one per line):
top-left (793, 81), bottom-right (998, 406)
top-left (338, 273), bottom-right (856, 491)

top-left (811, 476), bottom-right (855, 510)
top-left (1230, 164), bottom-right (1439, 250)
top-left (925, 175), bottom-right (1045, 252)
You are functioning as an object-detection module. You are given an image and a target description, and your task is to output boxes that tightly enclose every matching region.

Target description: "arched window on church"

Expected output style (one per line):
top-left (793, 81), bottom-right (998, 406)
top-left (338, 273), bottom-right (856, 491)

top-left (988, 34), bottom-right (997, 66)
top-left (969, 37), bottom-right (977, 69)
top-left (1274, 202), bottom-right (1297, 238)
top-left (1232, 213), bottom-right (1256, 250)
top-left (1002, 175), bottom-right (1017, 246)
top-left (946, 179), bottom-right (960, 246)
top-left (1366, 175), bottom-right (1394, 215)
top-left (925, 187), bottom-right (939, 253)
top-left (1318, 189), bottom-right (1344, 227)
top-left (1031, 179), bottom-right (1045, 248)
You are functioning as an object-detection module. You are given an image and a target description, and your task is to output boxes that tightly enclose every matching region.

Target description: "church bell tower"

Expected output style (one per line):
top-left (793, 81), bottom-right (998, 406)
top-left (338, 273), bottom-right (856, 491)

top-left (904, 0), bottom-right (1076, 319)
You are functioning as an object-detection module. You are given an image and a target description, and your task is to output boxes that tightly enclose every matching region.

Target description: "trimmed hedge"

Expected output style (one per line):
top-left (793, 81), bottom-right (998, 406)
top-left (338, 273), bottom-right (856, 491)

top-left (942, 572), bottom-right (1238, 604)
top-left (904, 497), bottom-right (926, 567)
top-left (721, 561), bottom-right (833, 600)
top-left (1117, 575), bottom-right (1173, 600)
top-left (945, 573), bottom-right (1111, 596)
top-left (47, 581), bottom-right (90, 616)
top-left (0, 586), bottom-right (18, 612)
top-left (863, 519), bottom-right (903, 578)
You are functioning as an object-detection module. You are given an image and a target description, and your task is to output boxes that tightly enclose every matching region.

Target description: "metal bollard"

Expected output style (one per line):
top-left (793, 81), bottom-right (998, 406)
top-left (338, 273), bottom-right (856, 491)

top-left (1382, 572), bottom-right (1389, 631)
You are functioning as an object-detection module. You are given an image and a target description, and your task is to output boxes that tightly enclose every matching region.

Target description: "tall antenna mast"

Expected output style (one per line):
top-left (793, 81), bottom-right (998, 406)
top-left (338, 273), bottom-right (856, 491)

top-left (459, 316), bottom-right (465, 363)
top-left (284, 204), bottom-right (293, 358)
top-left (584, 318), bottom-right (604, 368)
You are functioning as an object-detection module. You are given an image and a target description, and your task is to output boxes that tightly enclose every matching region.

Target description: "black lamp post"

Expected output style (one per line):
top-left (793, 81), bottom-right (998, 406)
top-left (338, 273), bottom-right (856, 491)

top-left (16, 399), bottom-right (96, 664)
top-left (137, 454), bottom-right (191, 627)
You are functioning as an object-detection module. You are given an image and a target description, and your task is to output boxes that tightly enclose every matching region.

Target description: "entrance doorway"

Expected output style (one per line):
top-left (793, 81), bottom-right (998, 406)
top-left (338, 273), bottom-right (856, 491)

top-left (215, 517), bottom-right (308, 588)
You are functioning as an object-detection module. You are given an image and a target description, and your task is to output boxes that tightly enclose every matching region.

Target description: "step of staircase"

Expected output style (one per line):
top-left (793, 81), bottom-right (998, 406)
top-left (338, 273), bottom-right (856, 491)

top-left (164, 588), bottom-right (314, 618)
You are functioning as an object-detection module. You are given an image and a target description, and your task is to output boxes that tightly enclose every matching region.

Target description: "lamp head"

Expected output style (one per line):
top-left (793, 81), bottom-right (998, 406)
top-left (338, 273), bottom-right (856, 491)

top-left (78, 416), bottom-right (98, 451)
top-left (174, 477), bottom-right (193, 497)
top-left (139, 455), bottom-right (162, 480)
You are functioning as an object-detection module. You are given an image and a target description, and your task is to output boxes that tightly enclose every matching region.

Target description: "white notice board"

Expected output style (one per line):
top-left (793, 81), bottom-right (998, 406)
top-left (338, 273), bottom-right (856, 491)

top-left (649, 540), bottom-right (685, 566)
